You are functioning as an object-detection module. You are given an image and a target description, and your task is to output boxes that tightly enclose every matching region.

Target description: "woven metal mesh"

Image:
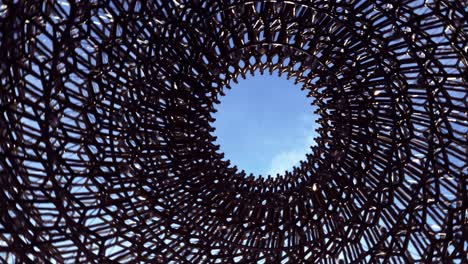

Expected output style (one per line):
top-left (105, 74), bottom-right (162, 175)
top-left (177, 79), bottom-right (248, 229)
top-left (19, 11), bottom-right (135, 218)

top-left (1, 0), bottom-right (467, 263)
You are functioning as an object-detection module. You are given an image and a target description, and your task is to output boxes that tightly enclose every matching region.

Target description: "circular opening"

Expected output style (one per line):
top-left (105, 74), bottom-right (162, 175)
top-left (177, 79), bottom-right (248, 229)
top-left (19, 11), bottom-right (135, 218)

top-left (212, 70), bottom-right (320, 177)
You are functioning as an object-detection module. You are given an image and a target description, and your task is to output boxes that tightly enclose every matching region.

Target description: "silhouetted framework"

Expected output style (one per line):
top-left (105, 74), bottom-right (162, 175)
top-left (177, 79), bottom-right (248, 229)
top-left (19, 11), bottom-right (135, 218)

top-left (0, 0), bottom-right (467, 263)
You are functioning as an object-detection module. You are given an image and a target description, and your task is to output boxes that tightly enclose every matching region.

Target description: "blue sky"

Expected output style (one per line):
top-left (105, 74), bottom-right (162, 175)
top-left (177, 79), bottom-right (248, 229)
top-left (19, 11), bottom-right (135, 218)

top-left (212, 70), bottom-right (320, 177)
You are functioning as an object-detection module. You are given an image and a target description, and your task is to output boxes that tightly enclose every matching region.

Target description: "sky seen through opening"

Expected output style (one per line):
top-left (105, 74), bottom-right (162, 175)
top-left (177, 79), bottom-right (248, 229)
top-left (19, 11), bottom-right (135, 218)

top-left (212, 70), bottom-right (320, 177)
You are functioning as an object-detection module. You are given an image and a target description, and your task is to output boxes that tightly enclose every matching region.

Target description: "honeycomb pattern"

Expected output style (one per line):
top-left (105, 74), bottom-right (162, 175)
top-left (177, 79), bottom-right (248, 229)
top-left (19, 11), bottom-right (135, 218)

top-left (0, 0), bottom-right (467, 263)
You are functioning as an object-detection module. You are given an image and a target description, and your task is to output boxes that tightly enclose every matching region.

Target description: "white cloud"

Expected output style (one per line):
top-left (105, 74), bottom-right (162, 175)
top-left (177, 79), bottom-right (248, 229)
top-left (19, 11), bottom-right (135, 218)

top-left (267, 149), bottom-right (305, 175)
top-left (267, 135), bottom-right (316, 176)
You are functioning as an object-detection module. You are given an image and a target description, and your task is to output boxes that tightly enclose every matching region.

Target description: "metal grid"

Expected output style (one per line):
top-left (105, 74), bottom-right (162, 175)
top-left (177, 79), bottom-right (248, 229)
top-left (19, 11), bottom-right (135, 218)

top-left (0, 0), bottom-right (466, 263)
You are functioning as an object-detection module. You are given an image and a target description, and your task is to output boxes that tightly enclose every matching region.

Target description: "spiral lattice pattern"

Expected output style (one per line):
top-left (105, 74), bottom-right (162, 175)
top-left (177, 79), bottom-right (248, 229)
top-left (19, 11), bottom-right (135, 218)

top-left (1, 0), bottom-right (467, 263)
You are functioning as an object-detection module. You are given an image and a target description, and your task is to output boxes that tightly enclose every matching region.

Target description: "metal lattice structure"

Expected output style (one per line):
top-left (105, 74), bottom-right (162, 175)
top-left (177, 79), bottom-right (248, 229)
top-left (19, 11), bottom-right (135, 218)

top-left (1, 0), bottom-right (467, 263)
